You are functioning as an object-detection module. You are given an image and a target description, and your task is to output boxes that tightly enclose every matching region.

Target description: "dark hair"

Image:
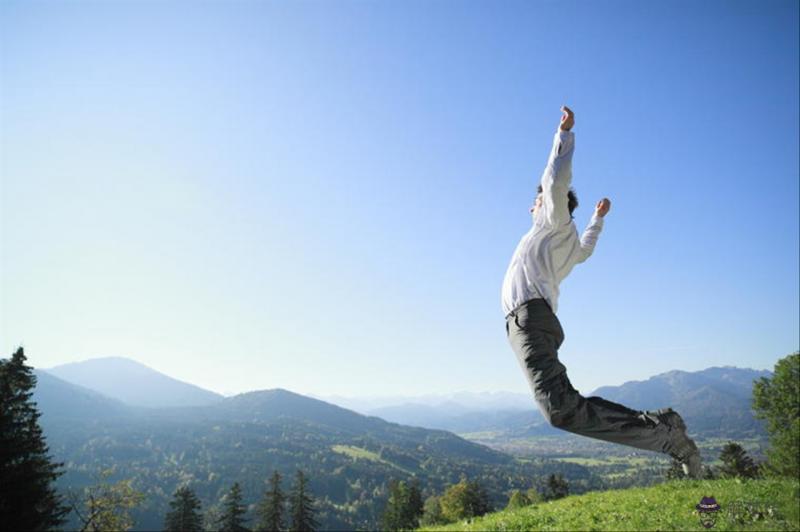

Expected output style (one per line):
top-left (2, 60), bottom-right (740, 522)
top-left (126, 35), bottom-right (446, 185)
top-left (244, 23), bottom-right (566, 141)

top-left (537, 185), bottom-right (579, 216)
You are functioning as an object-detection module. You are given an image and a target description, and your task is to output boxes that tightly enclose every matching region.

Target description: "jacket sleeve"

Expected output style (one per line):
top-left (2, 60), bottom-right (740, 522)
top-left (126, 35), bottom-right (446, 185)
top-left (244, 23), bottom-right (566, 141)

top-left (576, 214), bottom-right (604, 263)
top-left (539, 130), bottom-right (575, 227)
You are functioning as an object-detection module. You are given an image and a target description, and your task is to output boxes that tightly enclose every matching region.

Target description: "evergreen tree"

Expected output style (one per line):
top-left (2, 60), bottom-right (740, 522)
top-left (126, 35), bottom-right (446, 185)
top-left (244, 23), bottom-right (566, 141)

top-left (752, 352), bottom-right (800, 478)
top-left (380, 479), bottom-right (424, 531)
top-left (165, 486), bottom-right (203, 532)
top-left (718, 442), bottom-right (759, 479)
top-left (0, 347), bottom-right (68, 530)
top-left (288, 470), bottom-right (318, 532)
top-left (405, 479), bottom-right (423, 528)
top-left (380, 480), bottom-right (405, 531)
top-left (544, 474), bottom-right (569, 501)
top-left (217, 482), bottom-right (249, 532)
top-left (256, 470), bottom-right (285, 532)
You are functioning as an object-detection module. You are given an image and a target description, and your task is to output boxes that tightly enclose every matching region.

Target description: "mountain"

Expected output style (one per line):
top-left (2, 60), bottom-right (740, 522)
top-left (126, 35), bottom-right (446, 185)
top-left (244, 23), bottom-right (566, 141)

top-left (32, 369), bottom-right (133, 422)
top-left (34, 379), bottom-right (593, 531)
top-left (319, 391), bottom-right (533, 415)
top-left (587, 366), bottom-right (771, 437)
top-left (335, 367), bottom-right (770, 440)
top-left (365, 402), bottom-right (545, 433)
top-left (320, 391), bottom-right (544, 434)
top-left (46, 357), bottom-right (223, 408)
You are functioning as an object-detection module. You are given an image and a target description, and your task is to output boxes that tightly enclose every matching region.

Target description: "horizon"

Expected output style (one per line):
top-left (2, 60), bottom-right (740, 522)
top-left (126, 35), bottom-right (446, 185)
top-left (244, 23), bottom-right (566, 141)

top-left (2, 1), bottom-right (798, 397)
top-left (35, 353), bottom-right (773, 400)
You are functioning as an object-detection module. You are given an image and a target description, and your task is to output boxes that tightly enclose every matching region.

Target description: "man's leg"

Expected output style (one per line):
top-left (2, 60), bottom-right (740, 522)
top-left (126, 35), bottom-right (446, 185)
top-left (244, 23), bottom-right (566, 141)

top-left (506, 300), bottom-right (700, 474)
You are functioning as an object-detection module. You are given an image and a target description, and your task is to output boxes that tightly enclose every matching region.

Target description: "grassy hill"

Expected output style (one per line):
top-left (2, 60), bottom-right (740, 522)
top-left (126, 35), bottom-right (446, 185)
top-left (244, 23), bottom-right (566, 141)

top-left (421, 478), bottom-right (799, 531)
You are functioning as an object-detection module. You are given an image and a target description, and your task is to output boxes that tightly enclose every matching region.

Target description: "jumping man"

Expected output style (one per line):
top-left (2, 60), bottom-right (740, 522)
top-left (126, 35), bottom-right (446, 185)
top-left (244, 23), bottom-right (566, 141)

top-left (501, 106), bottom-right (702, 477)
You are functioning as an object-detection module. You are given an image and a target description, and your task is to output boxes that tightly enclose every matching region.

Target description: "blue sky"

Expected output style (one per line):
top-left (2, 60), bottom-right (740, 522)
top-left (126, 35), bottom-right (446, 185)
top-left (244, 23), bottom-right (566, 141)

top-left (1, 0), bottom-right (798, 397)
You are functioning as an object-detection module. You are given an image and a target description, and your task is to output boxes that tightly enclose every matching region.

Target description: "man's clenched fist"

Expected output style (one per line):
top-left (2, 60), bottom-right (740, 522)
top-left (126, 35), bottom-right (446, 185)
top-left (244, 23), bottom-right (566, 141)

top-left (560, 105), bottom-right (575, 131)
top-left (595, 198), bottom-right (611, 218)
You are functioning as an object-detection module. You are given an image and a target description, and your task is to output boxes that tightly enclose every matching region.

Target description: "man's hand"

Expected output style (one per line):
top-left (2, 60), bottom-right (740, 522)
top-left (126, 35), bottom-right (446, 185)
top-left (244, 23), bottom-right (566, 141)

top-left (560, 105), bottom-right (575, 131)
top-left (595, 198), bottom-right (611, 218)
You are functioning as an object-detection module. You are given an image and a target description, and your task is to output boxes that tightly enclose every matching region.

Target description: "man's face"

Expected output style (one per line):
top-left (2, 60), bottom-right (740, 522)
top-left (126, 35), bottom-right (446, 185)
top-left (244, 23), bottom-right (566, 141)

top-left (530, 194), bottom-right (543, 219)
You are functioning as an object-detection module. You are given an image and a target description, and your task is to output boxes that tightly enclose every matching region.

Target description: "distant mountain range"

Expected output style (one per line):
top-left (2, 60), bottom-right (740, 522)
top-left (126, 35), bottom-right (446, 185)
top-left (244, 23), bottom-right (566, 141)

top-left (588, 366), bottom-right (771, 437)
top-left (316, 391), bottom-right (534, 414)
top-left (46, 357), bottom-right (223, 408)
top-left (323, 367), bottom-right (771, 439)
top-left (31, 362), bottom-right (590, 531)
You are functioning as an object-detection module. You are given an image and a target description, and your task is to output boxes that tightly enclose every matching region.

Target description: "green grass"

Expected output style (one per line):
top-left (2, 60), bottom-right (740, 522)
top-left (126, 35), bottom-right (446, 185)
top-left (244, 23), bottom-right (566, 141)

top-left (330, 444), bottom-right (416, 475)
top-left (331, 444), bottom-right (385, 462)
top-left (420, 478), bottom-right (799, 531)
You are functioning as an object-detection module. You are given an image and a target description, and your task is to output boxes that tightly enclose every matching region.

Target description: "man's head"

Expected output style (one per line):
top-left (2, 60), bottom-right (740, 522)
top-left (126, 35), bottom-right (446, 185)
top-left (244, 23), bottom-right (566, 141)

top-left (530, 185), bottom-right (579, 218)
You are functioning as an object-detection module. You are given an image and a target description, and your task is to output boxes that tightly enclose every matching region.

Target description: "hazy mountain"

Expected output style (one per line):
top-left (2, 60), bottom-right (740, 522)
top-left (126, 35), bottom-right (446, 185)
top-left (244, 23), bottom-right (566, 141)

top-left (46, 357), bottom-right (223, 408)
top-left (32, 369), bottom-right (133, 422)
top-left (319, 391), bottom-right (533, 415)
top-left (332, 367), bottom-right (770, 439)
top-left (365, 402), bottom-right (545, 433)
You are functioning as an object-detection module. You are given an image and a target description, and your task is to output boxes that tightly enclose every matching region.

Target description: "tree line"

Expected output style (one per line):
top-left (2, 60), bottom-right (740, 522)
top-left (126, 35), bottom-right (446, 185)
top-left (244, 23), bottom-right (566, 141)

top-left (165, 471), bottom-right (318, 532)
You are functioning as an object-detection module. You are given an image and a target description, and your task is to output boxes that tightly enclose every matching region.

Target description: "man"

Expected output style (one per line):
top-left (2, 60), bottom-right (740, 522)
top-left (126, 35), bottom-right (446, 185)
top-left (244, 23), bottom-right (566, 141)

top-left (501, 106), bottom-right (702, 477)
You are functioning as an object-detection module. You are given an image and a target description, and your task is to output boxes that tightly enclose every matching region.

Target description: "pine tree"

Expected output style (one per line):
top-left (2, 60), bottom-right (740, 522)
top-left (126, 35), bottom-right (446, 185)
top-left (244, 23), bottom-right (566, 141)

top-left (718, 442), bottom-right (759, 479)
top-left (380, 480), bottom-right (405, 531)
top-left (165, 486), bottom-right (203, 532)
top-left (544, 473), bottom-right (569, 500)
top-left (404, 478), bottom-right (423, 528)
top-left (288, 470), bottom-right (318, 532)
top-left (0, 347), bottom-right (68, 530)
top-left (381, 478), bottom-right (425, 530)
top-left (256, 470), bottom-right (285, 532)
top-left (217, 482), bottom-right (249, 532)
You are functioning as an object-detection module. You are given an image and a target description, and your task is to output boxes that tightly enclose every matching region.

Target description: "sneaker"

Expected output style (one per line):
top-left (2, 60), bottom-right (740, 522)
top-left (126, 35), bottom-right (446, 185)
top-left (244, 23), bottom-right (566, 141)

top-left (652, 408), bottom-right (702, 479)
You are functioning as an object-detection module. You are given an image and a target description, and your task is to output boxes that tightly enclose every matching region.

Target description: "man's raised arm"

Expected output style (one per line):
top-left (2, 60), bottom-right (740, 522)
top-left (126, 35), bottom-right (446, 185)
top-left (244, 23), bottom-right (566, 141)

top-left (540, 106), bottom-right (576, 226)
top-left (577, 198), bottom-right (611, 263)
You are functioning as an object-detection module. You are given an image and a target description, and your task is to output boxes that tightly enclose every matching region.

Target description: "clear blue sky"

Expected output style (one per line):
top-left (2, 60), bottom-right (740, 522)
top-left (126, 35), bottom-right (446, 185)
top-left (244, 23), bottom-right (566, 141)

top-left (2, 0), bottom-right (798, 397)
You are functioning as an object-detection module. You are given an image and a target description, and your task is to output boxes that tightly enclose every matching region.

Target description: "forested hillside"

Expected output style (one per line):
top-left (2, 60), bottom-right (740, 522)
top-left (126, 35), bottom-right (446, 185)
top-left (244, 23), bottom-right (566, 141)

top-left (34, 373), bottom-right (593, 530)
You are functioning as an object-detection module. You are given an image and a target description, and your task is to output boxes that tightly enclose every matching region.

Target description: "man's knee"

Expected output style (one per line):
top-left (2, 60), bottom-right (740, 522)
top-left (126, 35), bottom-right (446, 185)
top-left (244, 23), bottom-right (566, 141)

top-left (544, 409), bottom-right (572, 429)
top-left (537, 375), bottom-right (581, 430)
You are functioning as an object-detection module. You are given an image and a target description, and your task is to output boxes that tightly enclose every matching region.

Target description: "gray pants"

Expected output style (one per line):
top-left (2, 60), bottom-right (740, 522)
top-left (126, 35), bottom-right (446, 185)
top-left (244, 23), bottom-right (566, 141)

top-left (506, 299), bottom-right (672, 455)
